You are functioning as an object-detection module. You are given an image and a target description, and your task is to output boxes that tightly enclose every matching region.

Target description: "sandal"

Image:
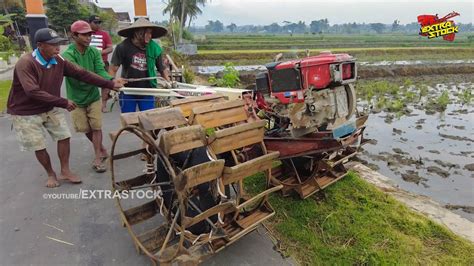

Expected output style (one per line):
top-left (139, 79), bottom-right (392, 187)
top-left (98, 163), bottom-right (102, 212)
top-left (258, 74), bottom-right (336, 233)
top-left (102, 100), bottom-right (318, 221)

top-left (92, 163), bottom-right (107, 173)
top-left (100, 155), bottom-right (109, 162)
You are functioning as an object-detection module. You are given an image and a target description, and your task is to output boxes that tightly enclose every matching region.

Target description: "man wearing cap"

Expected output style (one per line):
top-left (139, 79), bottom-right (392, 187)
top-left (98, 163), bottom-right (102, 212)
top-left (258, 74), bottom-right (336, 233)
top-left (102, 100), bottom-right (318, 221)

top-left (62, 20), bottom-right (124, 173)
top-left (109, 18), bottom-right (171, 113)
top-left (89, 15), bottom-right (114, 113)
top-left (6, 28), bottom-right (124, 188)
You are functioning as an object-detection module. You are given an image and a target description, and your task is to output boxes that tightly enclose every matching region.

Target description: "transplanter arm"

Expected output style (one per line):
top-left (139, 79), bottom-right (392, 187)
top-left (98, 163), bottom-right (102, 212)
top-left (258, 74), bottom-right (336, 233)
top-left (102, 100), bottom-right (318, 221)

top-left (123, 76), bottom-right (176, 89)
top-left (119, 79), bottom-right (253, 101)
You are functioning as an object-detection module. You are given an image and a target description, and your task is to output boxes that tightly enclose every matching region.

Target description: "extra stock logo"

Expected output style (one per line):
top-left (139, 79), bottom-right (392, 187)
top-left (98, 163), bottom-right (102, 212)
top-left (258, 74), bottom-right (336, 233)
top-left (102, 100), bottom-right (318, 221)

top-left (417, 12), bottom-right (460, 41)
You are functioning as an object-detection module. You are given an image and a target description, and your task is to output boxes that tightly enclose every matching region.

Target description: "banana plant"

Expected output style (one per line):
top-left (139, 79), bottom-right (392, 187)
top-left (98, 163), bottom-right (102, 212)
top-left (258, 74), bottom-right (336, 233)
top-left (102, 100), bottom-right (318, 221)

top-left (0, 13), bottom-right (15, 35)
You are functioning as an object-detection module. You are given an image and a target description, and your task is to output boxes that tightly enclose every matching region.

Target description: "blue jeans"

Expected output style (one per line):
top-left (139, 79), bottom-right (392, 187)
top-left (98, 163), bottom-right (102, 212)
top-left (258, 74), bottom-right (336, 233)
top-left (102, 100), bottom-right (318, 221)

top-left (119, 93), bottom-right (155, 113)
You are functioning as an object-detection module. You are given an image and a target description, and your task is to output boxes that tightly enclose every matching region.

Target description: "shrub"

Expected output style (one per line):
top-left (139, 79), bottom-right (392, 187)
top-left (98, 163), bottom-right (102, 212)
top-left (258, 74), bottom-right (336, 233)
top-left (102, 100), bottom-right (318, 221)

top-left (183, 68), bottom-right (195, 83)
top-left (0, 35), bottom-right (13, 52)
top-left (182, 29), bottom-right (194, 41)
top-left (208, 62), bottom-right (240, 87)
top-left (111, 34), bottom-right (122, 45)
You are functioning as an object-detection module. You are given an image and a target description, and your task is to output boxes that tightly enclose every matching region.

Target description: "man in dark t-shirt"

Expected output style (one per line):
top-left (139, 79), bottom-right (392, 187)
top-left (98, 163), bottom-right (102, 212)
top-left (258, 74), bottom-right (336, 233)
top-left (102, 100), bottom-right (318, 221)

top-left (109, 18), bottom-right (170, 113)
top-left (111, 38), bottom-right (166, 89)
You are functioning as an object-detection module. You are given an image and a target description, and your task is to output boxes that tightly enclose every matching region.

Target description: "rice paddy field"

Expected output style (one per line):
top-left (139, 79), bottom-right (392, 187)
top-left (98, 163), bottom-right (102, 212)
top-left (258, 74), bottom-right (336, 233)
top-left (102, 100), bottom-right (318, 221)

top-left (195, 34), bottom-right (472, 50)
top-left (187, 33), bottom-right (474, 65)
top-left (190, 33), bottom-right (474, 265)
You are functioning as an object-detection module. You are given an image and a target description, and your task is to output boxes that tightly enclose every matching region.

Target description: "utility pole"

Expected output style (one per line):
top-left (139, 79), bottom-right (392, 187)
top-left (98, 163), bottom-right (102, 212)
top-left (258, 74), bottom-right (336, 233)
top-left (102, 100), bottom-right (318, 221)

top-left (25, 0), bottom-right (48, 49)
top-left (133, 0), bottom-right (148, 20)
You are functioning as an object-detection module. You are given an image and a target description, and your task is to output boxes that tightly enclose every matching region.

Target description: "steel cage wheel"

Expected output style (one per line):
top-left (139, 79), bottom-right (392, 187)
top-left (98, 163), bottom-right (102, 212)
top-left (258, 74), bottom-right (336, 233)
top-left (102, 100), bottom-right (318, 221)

top-left (110, 125), bottom-right (183, 262)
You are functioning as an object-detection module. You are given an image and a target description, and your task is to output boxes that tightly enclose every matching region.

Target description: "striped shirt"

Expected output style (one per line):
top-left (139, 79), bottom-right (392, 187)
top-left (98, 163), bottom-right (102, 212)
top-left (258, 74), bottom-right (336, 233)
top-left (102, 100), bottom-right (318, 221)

top-left (90, 30), bottom-right (112, 62)
top-left (90, 34), bottom-right (103, 51)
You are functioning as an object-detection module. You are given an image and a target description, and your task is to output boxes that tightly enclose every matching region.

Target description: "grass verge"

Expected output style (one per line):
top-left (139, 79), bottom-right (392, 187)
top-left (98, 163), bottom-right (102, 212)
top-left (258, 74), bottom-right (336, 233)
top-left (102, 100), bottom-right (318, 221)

top-left (0, 80), bottom-right (12, 112)
top-left (245, 172), bottom-right (474, 265)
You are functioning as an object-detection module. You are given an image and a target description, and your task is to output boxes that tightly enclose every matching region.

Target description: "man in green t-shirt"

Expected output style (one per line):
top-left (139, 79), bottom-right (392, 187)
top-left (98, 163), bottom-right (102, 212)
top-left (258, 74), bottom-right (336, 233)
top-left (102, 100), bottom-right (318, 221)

top-left (63, 20), bottom-right (125, 173)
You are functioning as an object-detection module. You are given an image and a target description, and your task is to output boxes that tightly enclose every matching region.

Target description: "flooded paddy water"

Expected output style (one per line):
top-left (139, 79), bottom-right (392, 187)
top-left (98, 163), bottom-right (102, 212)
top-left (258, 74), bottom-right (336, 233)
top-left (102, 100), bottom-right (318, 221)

top-left (356, 75), bottom-right (473, 221)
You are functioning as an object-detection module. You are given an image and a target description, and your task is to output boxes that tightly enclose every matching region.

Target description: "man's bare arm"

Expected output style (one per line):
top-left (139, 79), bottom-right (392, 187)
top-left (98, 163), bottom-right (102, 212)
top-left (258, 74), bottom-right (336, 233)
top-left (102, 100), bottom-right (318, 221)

top-left (160, 68), bottom-right (171, 82)
top-left (108, 65), bottom-right (119, 78)
top-left (102, 46), bottom-right (113, 56)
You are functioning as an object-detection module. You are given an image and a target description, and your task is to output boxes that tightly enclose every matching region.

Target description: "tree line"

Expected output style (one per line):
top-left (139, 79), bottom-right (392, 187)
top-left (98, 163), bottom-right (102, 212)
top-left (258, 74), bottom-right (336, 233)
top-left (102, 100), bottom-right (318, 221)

top-left (190, 19), bottom-right (474, 34)
top-left (1, 0), bottom-right (118, 36)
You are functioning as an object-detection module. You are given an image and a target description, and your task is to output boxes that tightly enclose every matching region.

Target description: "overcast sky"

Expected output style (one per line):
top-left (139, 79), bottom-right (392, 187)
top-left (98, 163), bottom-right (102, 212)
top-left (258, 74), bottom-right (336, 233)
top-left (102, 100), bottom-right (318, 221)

top-left (96, 0), bottom-right (473, 26)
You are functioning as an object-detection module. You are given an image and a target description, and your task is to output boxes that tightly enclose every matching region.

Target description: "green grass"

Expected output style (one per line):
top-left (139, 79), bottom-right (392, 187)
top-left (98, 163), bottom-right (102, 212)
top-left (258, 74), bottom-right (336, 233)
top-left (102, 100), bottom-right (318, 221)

top-left (245, 173), bottom-right (474, 265)
top-left (0, 80), bottom-right (12, 112)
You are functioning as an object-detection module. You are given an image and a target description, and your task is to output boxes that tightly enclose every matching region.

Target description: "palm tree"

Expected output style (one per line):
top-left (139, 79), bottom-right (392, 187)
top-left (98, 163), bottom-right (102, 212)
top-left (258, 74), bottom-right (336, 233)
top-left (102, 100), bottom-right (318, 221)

top-left (163, 0), bottom-right (207, 43)
top-left (227, 23), bottom-right (236, 33)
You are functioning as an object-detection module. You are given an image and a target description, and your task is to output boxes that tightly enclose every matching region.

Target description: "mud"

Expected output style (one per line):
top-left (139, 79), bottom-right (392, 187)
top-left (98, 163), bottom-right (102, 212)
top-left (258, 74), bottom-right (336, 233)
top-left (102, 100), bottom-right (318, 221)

top-left (439, 133), bottom-right (474, 143)
top-left (351, 157), bottom-right (380, 171)
top-left (426, 166), bottom-right (450, 178)
top-left (433, 160), bottom-right (459, 170)
top-left (446, 205), bottom-right (474, 214)
top-left (392, 128), bottom-right (403, 135)
top-left (464, 164), bottom-right (474, 172)
top-left (450, 151), bottom-right (474, 157)
top-left (358, 64), bottom-right (474, 79)
top-left (359, 60), bottom-right (474, 66)
top-left (377, 152), bottom-right (423, 171)
top-left (393, 148), bottom-right (408, 155)
top-left (402, 170), bottom-right (428, 185)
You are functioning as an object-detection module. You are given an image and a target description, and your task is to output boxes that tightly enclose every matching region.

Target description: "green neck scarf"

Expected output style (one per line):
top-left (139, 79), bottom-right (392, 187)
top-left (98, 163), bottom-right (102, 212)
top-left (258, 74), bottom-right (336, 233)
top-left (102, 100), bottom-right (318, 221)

top-left (145, 40), bottom-right (163, 88)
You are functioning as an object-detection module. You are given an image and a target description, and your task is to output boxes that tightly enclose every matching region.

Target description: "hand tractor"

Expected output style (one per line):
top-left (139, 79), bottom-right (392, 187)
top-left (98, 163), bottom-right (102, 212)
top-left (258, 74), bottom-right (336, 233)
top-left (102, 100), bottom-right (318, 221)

top-left (110, 51), bottom-right (369, 264)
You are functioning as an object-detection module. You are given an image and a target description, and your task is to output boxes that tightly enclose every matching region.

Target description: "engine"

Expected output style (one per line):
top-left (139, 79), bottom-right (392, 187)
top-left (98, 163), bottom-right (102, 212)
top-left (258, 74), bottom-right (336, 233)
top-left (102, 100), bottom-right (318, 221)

top-left (255, 51), bottom-right (358, 137)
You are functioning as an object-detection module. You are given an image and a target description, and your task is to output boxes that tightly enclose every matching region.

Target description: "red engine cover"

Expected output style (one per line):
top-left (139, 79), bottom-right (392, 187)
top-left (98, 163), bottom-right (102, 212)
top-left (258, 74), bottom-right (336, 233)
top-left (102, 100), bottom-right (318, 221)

top-left (300, 52), bottom-right (353, 89)
top-left (270, 52), bottom-right (354, 104)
